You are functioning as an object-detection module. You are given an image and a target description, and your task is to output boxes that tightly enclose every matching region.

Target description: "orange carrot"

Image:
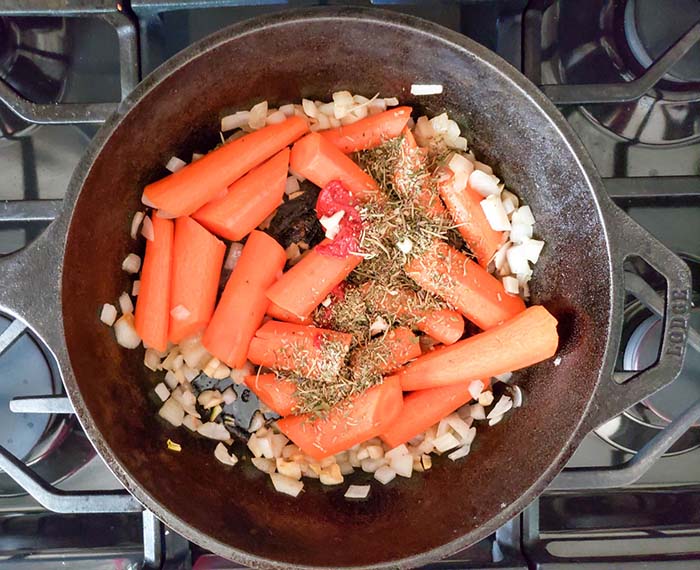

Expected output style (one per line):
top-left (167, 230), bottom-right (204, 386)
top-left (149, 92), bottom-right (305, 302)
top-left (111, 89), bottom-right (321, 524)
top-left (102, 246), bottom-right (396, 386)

top-left (381, 380), bottom-right (489, 448)
top-left (266, 243), bottom-right (362, 319)
top-left (320, 106), bottom-right (412, 153)
top-left (192, 148), bottom-right (289, 241)
top-left (247, 321), bottom-right (352, 380)
top-left (244, 373), bottom-right (297, 416)
top-left (202, 231), bottom-right (286, 368)
top-left (134, 215), bottom-right (174, 352)
top-left (439, 168), bottom-right (505, 268)
top-left (390, 305), bottom-right (558, 391)
top-left (289, 132), bottom-right (379, 202)
top-left (395, 129), bottom-right (445, 217)
top-left (362, 283), bottom-right (464, 345)
top-left (405, 241), bottom-right (525, 330)
top-left (169, 217), bottom-right (226, 344)
top-left (144, 116), bottom-right (308, 217)
top-left (351, 327), bottom-right (422, 377)
top-left (277, 376), bottom-right (403, 460)
top-left (266, 302), bottom-right (312, 325)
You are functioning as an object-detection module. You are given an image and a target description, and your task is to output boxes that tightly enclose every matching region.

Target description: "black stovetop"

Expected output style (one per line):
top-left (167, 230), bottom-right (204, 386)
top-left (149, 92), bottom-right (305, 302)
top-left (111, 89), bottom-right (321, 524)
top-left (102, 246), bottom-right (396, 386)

top-left (0, 1), bottom-right (699, 569)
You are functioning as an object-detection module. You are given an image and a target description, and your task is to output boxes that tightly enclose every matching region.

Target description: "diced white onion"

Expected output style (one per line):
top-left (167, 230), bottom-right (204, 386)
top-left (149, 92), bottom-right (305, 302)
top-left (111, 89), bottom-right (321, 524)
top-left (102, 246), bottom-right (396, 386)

top-left (413, 116), bottom-right (435, 146)
top-left (374, 466), bottom-right (397, 485)
top-left (164, 370), bottom-right (178, 390)
top-left (158, 397), bottom-right (184, 426)
top-left (144, 348), bottom-right (161, 371)
top-left (251, 457), bottom-right (276, 474)
top-left (118, 292), bottom-right (134, 315)
top-left (502, 276), bottom-right (520, 295)
top-left (214, 442), bottom-right (238, 466)
top-left (492, 242), bottom-right (510, 271)
top-left (448, 444), bottom-right (471, 461)
top-left (141, 216), bottom-right (155, 241)
top-left (384, 444), bottom-right (409, 461)
top-left (121, 253), bottom-right (141, 274)
top-left (469, 170), bottom-right (501, 197)
top-left (248, 101), bottom-right (268, 130)
top-left (100, 303), bottom-right (117, 326)
top-left (192, 153), bottom-right (204, 161)
top-left (301, 99), bottom-right (318, 118)
top-left (114, 313), bottom-right (141, 348)
top-left (410, 84), bottom-right (444, 96)
top-left (390, 453), bottom-right (413, 478)
top-left (266, 110), bottom-right (287, 125)
top-left (344, 485), bottom-right (370, 499)
top-left (224, 242), bottom-right (244, 271)
top-left (470, 404), bottom-right (486, 420)
top-left (433, 432), bottom-right (461, 453)
top-left (511, 385), bottom-right (523, 408)
top-left (446, 414), bottom-right (473, 441)
top-left (506, 243), bottom-right (531, 275)
top-left (521, 238), bottom-right (545, 264)
top-left (487, 396), bottom-right (514, 420)
top-left (130, 211), bottom-right (145, 239)
top-left (502, 195), bottom-right (517, 216)
top-left (131, 280), bottom-right (141, 296)
top-left (447, 153), bottom-right (475, 190)
top-left (211, 363), bottom-right (231, 380)
top-left (468, 379), bottom-right (484, 400)
top-left (198, 390), bottom-right (224, 410)
top-left (478, 390), bottom-right (494, 406)
top-left (512, 205), bottom-right (535, 226)
top-left (494, 371), bottom-right (513, 383)
top-left (361, 458), bottom-right (386, 473)
top-left (165, 156), bottom-right (186, 173)
top-left (509, 222), bottom-right (533, 244)
top-left (279, 104), bottom-right (295, 117)
top-left (320, 210), bottom-right (345, 240)
top-left (154, 382), bottom-right (170, 402)
top-left (276, 459), bottom-right (302, 480)
top-left (384, 97), bottom-right (399, 106)
top-left (170, 304), bottom-right (191, 321)
top-left (221, 111), bottom-right (250, 132)
top-left (197, 422), bottom-right (230, 441)
top-left (270, 473), bottom-right (303, 497)
top-left (182, 414), bottom-right (202, 432)
top-left (481, 194), bottom-right (511, 231)
top-left (332, 90), bottom-right (354, 119)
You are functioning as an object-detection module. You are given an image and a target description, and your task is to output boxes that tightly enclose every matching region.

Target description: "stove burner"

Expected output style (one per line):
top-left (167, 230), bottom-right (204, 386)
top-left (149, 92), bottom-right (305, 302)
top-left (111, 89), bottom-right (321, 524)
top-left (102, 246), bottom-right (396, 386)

top-left (540, 0), bottom-right (700, 145)
top-left (0, 315), bottom-right (95, 497)
top-left (0, 17), bottom-right (68, 139)
top-left (595, 254), bottom-right (700, 456)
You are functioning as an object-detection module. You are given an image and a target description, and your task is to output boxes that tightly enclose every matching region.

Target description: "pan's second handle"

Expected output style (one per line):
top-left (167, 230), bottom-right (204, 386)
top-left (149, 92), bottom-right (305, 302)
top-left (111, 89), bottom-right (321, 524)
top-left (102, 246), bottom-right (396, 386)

top-left (584, 205), bottom-right (693, 430)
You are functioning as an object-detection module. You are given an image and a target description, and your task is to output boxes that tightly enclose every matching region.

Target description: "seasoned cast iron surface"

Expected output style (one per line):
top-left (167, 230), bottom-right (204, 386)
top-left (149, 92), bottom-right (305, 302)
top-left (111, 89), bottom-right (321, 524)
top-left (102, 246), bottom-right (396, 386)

top-left (58, 8), bottom-right (612, 569)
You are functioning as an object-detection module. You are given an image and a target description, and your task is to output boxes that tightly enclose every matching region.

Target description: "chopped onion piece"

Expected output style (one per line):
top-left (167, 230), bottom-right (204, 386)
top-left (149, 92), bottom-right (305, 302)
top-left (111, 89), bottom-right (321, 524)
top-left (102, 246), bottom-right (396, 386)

top-left (271, 434), bottom-right (289, 458)
top-left (413, 116), bottom-right (435, 146)
top-left (301, 99), bottom-right (318, 118)
top-left (494, 371), bottom-right (513, 383)
top-left (478, 390), bottom-right (494, 406)
top-left (248, 101), bottom-right (268, 130)
top-left (332, 90), bottom-right (354, 119)
top-left (509, 222), bottom-right (533, 244)
top-left (214, 442), bottom-right (238, 466)
top-left (521, 238), bottom-right (545, 264)
top-left (506, 243), bottom-right (531, 275)
top-left (131, 280), bottom-right (141, 296)
top-left (502, 276), bottom-right (520, 295)
top-left (448, 444), bottom-right (471, 461)
top-left (492, 242), bottom-right (510, 271)
top-left (154, 382), bottom-right (169, 402)
top-left (230, 361), bottom-right (253, 384)
top-left (469, 170), bottom-right (500, 197)
top-left (487, 395), bottom-right (514, 420)
top-left (251, 457), bottom-right (276, 474)
top-left (211, 363), bottom-right (231, 379)
top-left (369, 315), bottom-right (389, 336)
top-left (276, 458), bottom-right (302, 480)
top-left (130, 211), bottom-right (145, 239)
top-left (197, 421), bottom-right (230, 441)
top-left (510, 385), bottom-right (523, 408)
top-left (284, 176), bottom-right (300, 196)
top-left (121, 253), bottom-right (141, 274)
top-left (446, 414), bottom-right (473, 441)
top-left (266, 110), bottom-right (287, 125)
top-left (198, 390), bottom-right (224, 409)
top-left (118, 292), bottom-right (134, 315)
top-left (512, 205), bottom-right (535, 226)
top-left (433, 432), bottom-right (461, 453)
top-left (410, 84), bottom-right (443, 96)
top-left (488, 415), bottom-right (504, 427)
top-left (164, 370), bottom-right (178, 390)
top-left (144, 348), bottom-right (161, 371)
top-left (470, 404), bottom-right (486, 420)
top-left (502, 195), bottom-right (517, 216)
top-left (318, 101), bottom-right (335, 116)
top-left (344, 485), bottom-right (370, 499)
top-left (158, 397), bottom-right (184, 427)
top-left (100, 303), bottom-right (117, 326)
top-left (279, 104), bottom-right (295, 117)
top-left (361, 458), bottom-right (386, 473)
top-left (320, 209), bottom-right (345, 240)
top-left (249, 411), bottom-right (265, 433)
top-left (224, 242), bottom-right (244, 271)
top-left (114, 313), bottom-right (141, 348)
top-left (374, 466), bottom-right (397, 485)
top-left (170, 304), bottom-right (191, 321)
top-left (481, 194), bottom-right (511, 231)
top-left (390, 453), bottom-right (413, 478)
top-left (384, 444), bottom-right (409, 461)
top-left (468, 379), bottom-right (484, 400)
top-left (384, 97), bottom-right (399, 106)
top-left (221, 111), bottom-right (250, 132)
top-left (270, 473), bottom-right (303, 497)
top-left (140, 216), bottom-right (155, 241)
top-left (165, 156), bottom-right (186, 173)
top-left (366, 445), bottom-right (384, 459)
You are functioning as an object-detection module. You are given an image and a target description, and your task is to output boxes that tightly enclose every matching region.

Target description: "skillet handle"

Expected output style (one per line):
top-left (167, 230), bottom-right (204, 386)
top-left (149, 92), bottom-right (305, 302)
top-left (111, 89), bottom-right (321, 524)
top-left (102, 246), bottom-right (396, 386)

top-left (583, 205), bottom-right (692, 430)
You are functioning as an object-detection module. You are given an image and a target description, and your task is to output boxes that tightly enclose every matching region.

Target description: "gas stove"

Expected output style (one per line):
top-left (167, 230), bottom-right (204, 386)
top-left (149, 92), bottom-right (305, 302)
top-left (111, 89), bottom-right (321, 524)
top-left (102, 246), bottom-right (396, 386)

top-left (1, 1), bottom-right (699, 568)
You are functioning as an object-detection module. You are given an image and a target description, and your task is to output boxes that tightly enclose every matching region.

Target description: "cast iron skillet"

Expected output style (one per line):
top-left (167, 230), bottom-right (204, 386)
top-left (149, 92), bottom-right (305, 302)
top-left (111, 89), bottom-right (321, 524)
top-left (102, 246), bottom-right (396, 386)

top-left (0, 7), bottom-right (693, 569)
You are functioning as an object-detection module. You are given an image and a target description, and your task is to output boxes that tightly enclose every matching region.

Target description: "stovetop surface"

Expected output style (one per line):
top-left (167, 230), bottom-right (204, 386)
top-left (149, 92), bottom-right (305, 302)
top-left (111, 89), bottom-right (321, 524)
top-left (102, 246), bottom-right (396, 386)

top-left (1, 1), bottom-right (699, 569)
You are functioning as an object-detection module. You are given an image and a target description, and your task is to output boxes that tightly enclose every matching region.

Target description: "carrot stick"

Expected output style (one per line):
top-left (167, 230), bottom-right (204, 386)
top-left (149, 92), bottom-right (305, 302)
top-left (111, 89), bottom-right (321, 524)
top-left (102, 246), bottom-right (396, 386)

top-left (169, 217), bottom-right (226, 344)
top-left (192, 148), bottom-right (289, 241)
top-left (390, 305), bottom-right (558, 391)
top-left (405, 241), bottom-right (525, 330)
top-left (277, 376), bottom-right (403, 460)
top-left (439, 167), bottom-right (505, 268)
top-left (362, 283), bottom-right (464, 345)
top-left (246, 321), bottom-right (352, 380)
top-left (350, 327), bottom-right (422, 378)
top-left (266, 243), bottom-right (362, 319)
top-left (320, 106), bottom-right (412, 153)
top-left (381, 380), bottom-right (489, 448)
top-left (289, 132), bottom-right (379, 202)
top-left (144, 116), bottom-right (308, 217)
top-left (266, 302), bottom-right (312, 325)
top-left (134, 215), bottom-right (174, 352)
top-left (395, 129), bottom-right (446, 217)
top-left (244, 373), bottom-right (297, 416)
top-left (202, 231), bottom-right (286, 368)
